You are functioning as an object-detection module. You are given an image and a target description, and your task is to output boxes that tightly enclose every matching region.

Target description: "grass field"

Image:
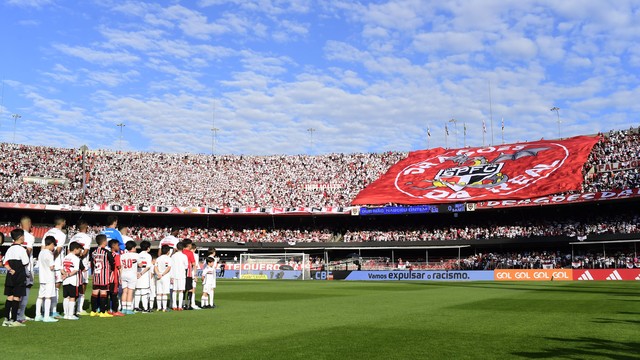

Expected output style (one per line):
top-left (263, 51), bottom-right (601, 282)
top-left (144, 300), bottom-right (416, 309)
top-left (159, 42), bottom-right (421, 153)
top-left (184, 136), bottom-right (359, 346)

top-left (0, 279), bottom-right (638, 359)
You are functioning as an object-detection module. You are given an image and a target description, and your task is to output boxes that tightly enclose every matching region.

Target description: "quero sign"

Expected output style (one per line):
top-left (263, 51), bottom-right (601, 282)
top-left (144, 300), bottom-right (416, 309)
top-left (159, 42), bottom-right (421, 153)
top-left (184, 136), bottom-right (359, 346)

top-left (494, 269), bottom-right (573, 281)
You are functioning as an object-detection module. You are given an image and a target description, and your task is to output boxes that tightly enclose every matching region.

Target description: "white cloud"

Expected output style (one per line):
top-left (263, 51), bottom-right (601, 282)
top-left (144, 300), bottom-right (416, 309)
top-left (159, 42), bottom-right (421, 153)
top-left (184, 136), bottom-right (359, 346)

top-left (494, 36), bottom-right (538, 60)
top-left (324, 41), bottom-right (370, 63)
top-left (362, 26), bottom-right (389, 39)
top-left (272, 20), bottom-right (309, 42)
top-left (413, 31), bottom-right (485, 54)
top-left (198, 0), bottom-right (312, 15)
top-left (6, 0), bottom-right (53, 8)
top-left (535, 35), bottom-right (565, 62)
top-left (23, 91), bottom-right (85, 125)
top-left (565, 56), bottom-right (592, 69)
top-left (111, 1), bottom-right (153, 17)
top-left (161, 5), bottom-right (251, 39)
top-left (41, 64), bottom-right (78, 83)
top-left (54, 44), bottom-right (140, 65)
top-left (18, 19), bottom-right (40, 26)
top-left (359, 0), bottom-right (429, 32)
top-left (87, 70), bottom-right (140, 87)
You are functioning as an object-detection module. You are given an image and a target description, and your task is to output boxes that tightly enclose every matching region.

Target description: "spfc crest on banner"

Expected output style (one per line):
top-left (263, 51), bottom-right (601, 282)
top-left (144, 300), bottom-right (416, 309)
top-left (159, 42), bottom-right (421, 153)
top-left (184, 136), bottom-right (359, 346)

top-left (395, 144), bottom-right (568, 202)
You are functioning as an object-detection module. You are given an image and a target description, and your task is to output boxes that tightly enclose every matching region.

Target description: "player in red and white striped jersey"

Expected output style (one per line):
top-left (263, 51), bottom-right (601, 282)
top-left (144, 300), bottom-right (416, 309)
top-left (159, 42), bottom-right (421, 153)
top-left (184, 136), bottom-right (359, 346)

top-left (90, 235), bottom-right (115, 318)
top-left (108, 240), bottom-right (124, 316)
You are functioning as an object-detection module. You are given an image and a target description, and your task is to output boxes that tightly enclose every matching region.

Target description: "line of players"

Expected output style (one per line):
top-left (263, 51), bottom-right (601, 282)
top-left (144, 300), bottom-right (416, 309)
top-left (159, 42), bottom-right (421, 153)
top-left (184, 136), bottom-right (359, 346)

top-left (3, 215), bottom-right (218, 327)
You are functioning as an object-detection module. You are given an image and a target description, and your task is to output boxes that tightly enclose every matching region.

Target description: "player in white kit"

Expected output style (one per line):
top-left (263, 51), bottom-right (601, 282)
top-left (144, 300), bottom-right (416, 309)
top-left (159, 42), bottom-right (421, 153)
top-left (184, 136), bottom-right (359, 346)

top-left (134, 241), bottom-right (153, 312)
top-left (61, 242), bottom-right (83, 320)
top-left (119, 241), bottom-right (139, 314)
top-left (170, 242), bottom-right (189, 311)
top-left (42, 216), bottom-right (67, 318)
top-left (159, 228), bottom-right (180, 256)
top-left (201, 255), bottom-right (218, 309)
top-left (120, 225), bottom-right (134, 249)
top-left (148, 256), bottom-right (157, 311)
top-left (68, 220), bottom-right (92, 315)
top-left (154, 245), bottom-right (172, 312)
top-left (34, 236), bottom-right (58, 322)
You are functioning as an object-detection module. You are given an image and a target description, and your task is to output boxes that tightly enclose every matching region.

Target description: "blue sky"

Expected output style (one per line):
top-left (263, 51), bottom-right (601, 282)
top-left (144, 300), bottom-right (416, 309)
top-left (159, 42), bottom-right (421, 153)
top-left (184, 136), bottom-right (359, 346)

top-left (0, 0), bottom-right (639, 155)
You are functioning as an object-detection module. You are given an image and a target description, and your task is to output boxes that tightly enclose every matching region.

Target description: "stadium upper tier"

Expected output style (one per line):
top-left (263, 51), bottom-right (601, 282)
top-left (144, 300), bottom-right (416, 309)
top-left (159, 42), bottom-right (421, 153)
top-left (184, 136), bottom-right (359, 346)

top-left (0, 145), bottom-right (405, 207)
top-left (0, 127), bottom-right (638, 207)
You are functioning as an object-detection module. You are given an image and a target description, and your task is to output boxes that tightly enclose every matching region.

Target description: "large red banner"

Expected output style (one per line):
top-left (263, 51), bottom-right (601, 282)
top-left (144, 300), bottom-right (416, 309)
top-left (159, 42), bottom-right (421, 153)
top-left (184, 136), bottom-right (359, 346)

top-left (352, 136), bottom-right (599, 205)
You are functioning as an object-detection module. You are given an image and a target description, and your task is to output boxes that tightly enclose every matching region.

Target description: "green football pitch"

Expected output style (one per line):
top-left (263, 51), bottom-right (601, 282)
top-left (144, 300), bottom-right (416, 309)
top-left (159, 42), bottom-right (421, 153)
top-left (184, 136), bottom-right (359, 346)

top-left (0, 279), bottom-right (638, 359)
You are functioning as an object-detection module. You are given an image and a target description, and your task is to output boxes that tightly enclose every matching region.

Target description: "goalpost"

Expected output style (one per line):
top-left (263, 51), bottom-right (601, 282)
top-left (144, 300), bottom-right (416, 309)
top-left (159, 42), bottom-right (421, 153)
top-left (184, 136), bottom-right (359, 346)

top-left (239, 253), bottom-right (310, 280)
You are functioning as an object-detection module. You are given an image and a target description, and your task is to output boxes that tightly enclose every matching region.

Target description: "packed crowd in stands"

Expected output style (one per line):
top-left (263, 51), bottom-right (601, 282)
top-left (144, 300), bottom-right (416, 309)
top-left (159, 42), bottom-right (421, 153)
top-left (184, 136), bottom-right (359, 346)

top-left (8, 224), bottom-right (337, 244)
top-left (459, 252), bottom-right (566, 270)
top-left (582, 128), bottom-right (640, 192)
top-left (342, 214), bottom-right (640, 242)
top-left (26, 150), bottom-right (403, 207)
top-left (456, 251), bottom-right (639, 270)
top-left (91, 152), bottom-right (407, 207)
top-left (336, 251), bottom-right (640, 270)
top-left (2, 213), bottom-right (638, 244)
top-left (126, 226), bottom-right (335, 243)
top-left (0, 144), bottom-right (85, 205)
top-left (0, 127), bottom-right (639, 208)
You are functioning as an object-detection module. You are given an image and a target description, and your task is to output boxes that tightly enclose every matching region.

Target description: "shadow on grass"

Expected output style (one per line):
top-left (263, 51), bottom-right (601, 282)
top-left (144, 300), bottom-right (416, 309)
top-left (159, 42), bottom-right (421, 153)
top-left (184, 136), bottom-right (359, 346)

top-left (419, 281), bottom-right (640, 297)
top-left (592, 317), bottom-right (640, 326)
top-left (155, 325), bottom-right (498, 360)
top-left (221, 291), bottom-right (347, 302)
top-left (512, 337), bottom-right (640, 359)
top-left (339, 284), bottom-right (427, 292)
top-left (617, 311), bottom-right (640, 316)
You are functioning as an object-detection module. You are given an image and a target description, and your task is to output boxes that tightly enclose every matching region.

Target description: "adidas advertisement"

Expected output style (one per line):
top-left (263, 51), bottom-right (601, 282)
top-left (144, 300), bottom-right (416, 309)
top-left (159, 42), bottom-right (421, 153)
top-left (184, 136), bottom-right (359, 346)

top-left (573, 269), bottom-right (640, 281)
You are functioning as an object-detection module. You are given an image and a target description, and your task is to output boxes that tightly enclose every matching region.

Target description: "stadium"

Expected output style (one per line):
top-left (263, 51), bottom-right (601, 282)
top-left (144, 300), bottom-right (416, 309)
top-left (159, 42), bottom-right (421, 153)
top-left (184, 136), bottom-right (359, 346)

top-left (2, 2), bottom-right (640, 359)
top-left (1, 128), bottom-right (639, 358)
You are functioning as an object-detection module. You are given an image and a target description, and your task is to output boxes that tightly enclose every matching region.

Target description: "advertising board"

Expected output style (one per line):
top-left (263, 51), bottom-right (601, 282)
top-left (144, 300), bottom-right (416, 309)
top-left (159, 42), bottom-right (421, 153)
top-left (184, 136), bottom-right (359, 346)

top-left (344, 270), bottom-right (494, 281)
top-left (573, 269), bottom-right (640, 281)
top-left (493, 269), bottom-right (573, 281)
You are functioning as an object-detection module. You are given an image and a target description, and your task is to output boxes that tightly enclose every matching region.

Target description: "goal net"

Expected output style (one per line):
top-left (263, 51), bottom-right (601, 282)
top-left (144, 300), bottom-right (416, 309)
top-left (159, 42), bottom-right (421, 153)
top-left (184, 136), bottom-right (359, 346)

top-left (239, 253), bottom-right (310, 280)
